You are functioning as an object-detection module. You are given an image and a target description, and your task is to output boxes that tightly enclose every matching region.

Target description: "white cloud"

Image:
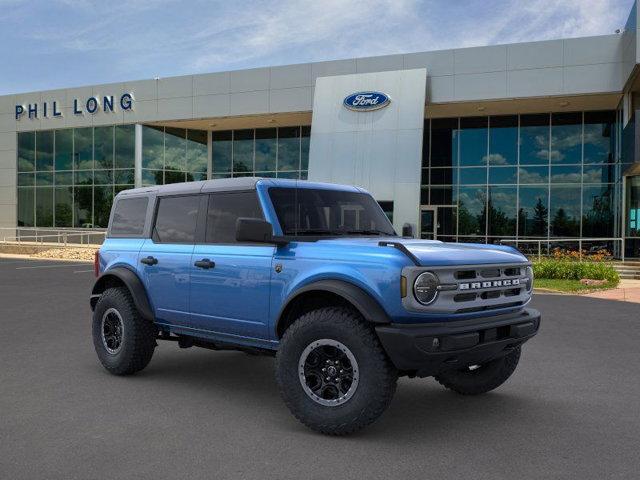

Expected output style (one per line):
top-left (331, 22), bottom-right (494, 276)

top-left (1, 0), bottom-right (635, 92)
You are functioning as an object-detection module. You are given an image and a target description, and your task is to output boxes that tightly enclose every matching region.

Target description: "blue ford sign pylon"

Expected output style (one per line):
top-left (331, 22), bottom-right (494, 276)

top-left (343, 91), bottom-right (390, 111)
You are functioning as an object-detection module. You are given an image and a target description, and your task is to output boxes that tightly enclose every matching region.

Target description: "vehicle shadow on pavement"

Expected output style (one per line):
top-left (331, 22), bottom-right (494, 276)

top-left (106, 344), bottom-right (557, 441)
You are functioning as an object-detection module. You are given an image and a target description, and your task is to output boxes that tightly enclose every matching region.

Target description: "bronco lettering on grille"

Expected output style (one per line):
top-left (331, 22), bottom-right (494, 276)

top-left (459, 279), bottom-right (521, 290)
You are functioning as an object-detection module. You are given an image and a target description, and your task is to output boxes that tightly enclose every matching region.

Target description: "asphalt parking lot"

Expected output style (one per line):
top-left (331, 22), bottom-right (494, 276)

top-left (1, 257), bottom-right (639, 480)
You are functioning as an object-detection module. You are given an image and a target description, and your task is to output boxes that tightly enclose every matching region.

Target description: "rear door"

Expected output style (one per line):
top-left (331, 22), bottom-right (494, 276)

top-left (189, 191), bottom-right (274, 342)
top-left (139, 194), bottom-right (203, 327)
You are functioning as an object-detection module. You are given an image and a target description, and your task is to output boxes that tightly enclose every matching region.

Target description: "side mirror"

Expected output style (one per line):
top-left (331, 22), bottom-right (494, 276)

top-left (236, 218), bottom-right (273, 243)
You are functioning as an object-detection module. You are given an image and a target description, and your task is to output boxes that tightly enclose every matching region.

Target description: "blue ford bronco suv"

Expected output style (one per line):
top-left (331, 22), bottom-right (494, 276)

top-left (91, 177), bottom-right (540, 435)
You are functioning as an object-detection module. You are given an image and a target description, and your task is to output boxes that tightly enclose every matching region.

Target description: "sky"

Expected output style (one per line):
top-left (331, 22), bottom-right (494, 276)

top-left (0, 0), bottom-right (636, 95)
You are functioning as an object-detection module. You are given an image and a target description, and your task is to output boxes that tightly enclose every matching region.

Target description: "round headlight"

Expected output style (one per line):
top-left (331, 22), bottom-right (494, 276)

top-left (525, 266), bottom-right (534, 292)
top-left (414, 272), bottom-right (439, 305)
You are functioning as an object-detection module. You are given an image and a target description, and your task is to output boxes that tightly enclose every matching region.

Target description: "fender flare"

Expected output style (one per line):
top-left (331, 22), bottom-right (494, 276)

top-left (90, 267), bottom-right (154, 321)
top-left (275, 279), bottom-right (391, 335)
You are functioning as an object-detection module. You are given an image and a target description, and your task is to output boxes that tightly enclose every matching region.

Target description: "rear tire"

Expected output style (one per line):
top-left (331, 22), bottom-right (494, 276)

top-left (92, 287), bottom-right (157, 376)
top-left (435, 347), bottom-right (521, 395)
top-left (275, 307), bottom-right (397, 435)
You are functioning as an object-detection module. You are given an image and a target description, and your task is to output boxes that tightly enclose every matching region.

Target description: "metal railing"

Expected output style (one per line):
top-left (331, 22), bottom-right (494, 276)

top-left (0, 227), bottom-right (106, 247)
top-left (498, 238), bottom-right (624, 261)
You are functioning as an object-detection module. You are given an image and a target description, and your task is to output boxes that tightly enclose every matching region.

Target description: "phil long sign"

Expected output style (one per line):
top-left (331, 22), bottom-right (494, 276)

top-left (15, 93), bottom-right (134, 120)
top-left (343, 91), bottom-right (390, 111)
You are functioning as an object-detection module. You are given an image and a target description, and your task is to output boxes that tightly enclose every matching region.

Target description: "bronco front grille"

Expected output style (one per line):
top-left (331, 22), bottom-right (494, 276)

top-left (402, 262), bottom-right (531, 315)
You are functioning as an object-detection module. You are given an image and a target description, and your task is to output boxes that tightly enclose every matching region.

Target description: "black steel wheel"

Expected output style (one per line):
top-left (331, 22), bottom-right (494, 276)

top-left (101, 308), bottom-right (124, 354)
top-left (298, 339), bottom-right (359, 407)
top-left (276, 307), bottom-right (397, 436)
top-left (92, 287), bottom-right (157, 376)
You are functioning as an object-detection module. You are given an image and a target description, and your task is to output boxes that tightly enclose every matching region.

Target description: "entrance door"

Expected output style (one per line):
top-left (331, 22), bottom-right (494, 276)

top-left (420, 207), bottom-right (437, 239)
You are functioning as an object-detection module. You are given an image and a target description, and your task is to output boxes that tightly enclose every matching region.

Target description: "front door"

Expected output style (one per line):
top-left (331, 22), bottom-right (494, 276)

top-left (189, 191), bottom-right (274, 342)
top-left (138, 194), bottom-right (201, 327)
top-left (420, 207), bottom-right (437, 239)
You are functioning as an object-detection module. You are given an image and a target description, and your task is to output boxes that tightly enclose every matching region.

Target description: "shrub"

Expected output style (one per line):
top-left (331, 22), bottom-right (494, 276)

top-left (533, 259), bottom-right (619, 285)
top-left (550, 247), bottom-right (612, 262)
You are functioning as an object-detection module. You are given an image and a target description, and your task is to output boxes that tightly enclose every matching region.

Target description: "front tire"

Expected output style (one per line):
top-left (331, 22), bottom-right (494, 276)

top-left (435, 347), bottom-right (521, 395)
top-left (92, 287), bottom-right (157, 376)
top-left (275, 307), bottom-right (397, 435)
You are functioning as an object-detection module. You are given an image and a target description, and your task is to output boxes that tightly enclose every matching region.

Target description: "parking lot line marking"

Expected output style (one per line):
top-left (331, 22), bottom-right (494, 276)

top-left (73, 269), bottom-right (94, 274)
top-left (0, 260), bottom-right (58, 265)
top-left (16, 263), bottom-right (89, 270)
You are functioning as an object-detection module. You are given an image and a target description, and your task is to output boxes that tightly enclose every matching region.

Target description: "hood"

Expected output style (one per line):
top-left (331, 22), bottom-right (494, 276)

top-left (317, 237), bottom-right (528, 266)
top-left (399, 239), bottom-right (527, 266)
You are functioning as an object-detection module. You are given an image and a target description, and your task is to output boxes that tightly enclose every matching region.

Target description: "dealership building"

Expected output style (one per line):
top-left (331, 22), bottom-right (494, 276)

top-left (3, 3), bottom-right (640, 257)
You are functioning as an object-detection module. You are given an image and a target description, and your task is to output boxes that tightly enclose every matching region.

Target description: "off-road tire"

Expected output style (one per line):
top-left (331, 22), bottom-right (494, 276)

top-left (275, 307), bottom-right (397, 435)
top-left (92, 287), bottom-right (157, 376)
top-left (435, 347), bottom-right (521, 395)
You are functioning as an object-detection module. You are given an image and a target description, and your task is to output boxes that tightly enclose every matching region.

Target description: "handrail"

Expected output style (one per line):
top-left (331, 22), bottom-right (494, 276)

top-left (498, 238), bottom-right (624, 261)
top-left (0, 228), bottom-right (106, 247)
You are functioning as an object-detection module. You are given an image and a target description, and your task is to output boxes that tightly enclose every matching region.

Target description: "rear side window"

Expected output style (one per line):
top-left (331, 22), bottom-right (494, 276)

top-left (153, 195), bottom-right (200, 244)
top-left (206, 192), bottom-right (263, 243)
top-left (110, 197), bottom-right (148, 236)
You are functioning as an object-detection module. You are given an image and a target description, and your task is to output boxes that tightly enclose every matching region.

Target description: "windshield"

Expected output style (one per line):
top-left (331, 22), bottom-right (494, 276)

top-left (268, 187), bottom-right (397, 237)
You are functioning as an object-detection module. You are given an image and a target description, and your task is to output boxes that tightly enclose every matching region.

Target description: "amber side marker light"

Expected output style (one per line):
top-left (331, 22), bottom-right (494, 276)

top-left (400, 276), bottom-right (407, 298)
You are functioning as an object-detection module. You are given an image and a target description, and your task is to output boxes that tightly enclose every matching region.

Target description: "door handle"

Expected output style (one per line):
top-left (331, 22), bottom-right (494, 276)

top-left (194, 259), bottom-right (215, 269)
top-left (140, 256), bottom-right (158, 266)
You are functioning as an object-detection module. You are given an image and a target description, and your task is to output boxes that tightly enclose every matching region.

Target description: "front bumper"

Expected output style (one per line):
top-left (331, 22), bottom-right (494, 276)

top-left (375, 308), bottom-right (541, 377)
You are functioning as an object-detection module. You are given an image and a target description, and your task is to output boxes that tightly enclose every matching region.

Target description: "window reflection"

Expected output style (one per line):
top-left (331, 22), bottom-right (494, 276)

top-left (584, 111), bottom-right (615, 164)
top-left (430, 118), bottom-right (458, 167)
top-left (278, 127), bottom-right (301, 171)
top-left (459, 117), bottom-right (487, 167)
top-left (488, 186), bottom-right (517, 237)
top-left (18, 132), bottom-right (35, 172)
top-left (550, 185), bottom-right (581, 237)
top-left (212, 131), bottom-right (232, 174)
top-left (550, 165), bottom-right (581, 183)
top-left (211, 126), bottom-right (310, 179)
top-left (518, 186), bottom-right (548, 237)
top-left (74, 128), bottom-right (93, 170)
top-left (489, 167), bottom-right (517, 184)
top-left (186, 130), bottom-right (207, 179)
top-left (233, 129), bottom-right (254, 174)
top-left (35, 131), bottom-right (54, 171)
top-left (551, 113), bottom-right (582, 165)
top-left (458, 187), bottom-right (486, 236)
top-left (519, 114), bottom-right (549, 165)
top-left (460, 167), bottom-right (486, 185)
top-left (94, 127), bottom-right (114, 170)
top-left (584, 184), bottom-right (614, 237)
top-left (164, 127), bottom-right (187, 177)
top-left (255, 128), bottom-right (277, 172)
top-left (488, 116), bottom-right (517, 166)
top-left (423, 109), bottom-right (618, 241)
top-left (17, 125), bottom-right (135, 227)
top-left (55, 130), bottom-right (73, 171)
top-left (17, 188), bottom-right (34, 226)
top-left (519, 166), bottom-right (548, 184)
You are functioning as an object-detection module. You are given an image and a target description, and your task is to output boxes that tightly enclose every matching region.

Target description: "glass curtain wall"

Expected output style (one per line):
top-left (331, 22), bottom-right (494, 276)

top-left (17, 125), bottom-right (135, 228)
top-left (211, 126), bottom-right (310, 180)
top-left (141, 126), bottom-right (208, 185)
top-left (422, 111), bottom-right (618, 248)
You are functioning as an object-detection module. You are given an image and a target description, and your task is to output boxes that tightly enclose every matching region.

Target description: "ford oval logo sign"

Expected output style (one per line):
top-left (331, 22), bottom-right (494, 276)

top-left (343, 91), bottom-right (390, 111)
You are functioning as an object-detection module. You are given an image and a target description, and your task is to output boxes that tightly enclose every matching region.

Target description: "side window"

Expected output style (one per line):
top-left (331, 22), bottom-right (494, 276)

top-left (153, 195), bottom-right (200, 244)
top-left (110, 197), bottom-right (148, 236)
top-left (206, 192), bottom-right (263, 244)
